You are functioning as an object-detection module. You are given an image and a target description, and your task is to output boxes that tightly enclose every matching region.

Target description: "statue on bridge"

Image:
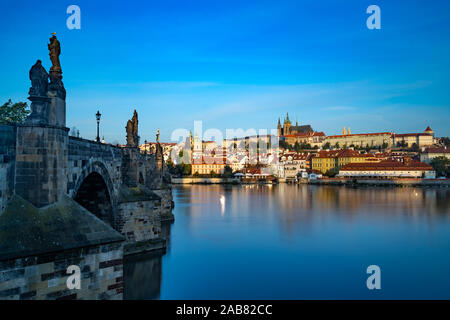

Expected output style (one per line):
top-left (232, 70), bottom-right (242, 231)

top-left (48, 33), bottom-right (61, 73)
top-left (28, 60), bottom-right (49, 97)
top-left (126, 110), bottom-right (139, 147)
top-left (47, 33), bottom-right (66, 100)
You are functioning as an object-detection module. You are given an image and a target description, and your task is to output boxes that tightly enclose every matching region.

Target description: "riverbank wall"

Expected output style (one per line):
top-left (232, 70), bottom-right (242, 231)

top-left (172, 177), bottom-right (240, 184)
top-left (305, 178), bottom-right (450, 187)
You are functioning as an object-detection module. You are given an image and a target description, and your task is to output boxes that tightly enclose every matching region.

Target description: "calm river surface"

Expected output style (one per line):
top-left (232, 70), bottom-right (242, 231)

top-left (124, 184), bottom-right (450, 299)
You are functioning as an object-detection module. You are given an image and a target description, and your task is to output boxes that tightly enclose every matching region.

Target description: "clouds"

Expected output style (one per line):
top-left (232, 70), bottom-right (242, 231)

top-left (63, 78), bottom-right (448, 143)
top-left (0, 1), bottom-right (449, 143)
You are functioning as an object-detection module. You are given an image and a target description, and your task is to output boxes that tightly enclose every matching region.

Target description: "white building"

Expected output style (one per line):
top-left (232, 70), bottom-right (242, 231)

top-left (419, 147), bottom-right (450, 163)
top-left (338, 159), bottom-right (436, 179)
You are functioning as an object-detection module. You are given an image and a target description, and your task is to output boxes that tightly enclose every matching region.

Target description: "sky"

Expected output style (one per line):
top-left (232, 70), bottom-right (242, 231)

top-left (0, 0), bottom-right (449, 144)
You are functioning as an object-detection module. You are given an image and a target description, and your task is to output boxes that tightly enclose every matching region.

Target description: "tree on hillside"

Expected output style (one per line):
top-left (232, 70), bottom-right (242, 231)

top-left (0, 100), bottom-right (30, 124)
top-left (439, 137), bottom-right (450, 147)
top-left (279, 140), bottom-right (289, 150)
top-left (430, 156), bottom-right (450, 177)
top-left (223, 165), bottom-right (233, 178)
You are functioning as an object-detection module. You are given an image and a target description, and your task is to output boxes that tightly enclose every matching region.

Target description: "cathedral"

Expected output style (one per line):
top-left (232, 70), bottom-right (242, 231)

top-left (277, 112), bottom-right (314, 136)
top-left (277, 112), bottom-right (326, 147)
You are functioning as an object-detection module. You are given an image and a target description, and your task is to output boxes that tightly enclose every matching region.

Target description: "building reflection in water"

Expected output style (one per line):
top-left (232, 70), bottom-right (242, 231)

top-left (123, 184), bottom-right (450, 299)
top-left (182, 184), bottom-right (449, 229)
top-left (123, 221), bottom-right (172, 300)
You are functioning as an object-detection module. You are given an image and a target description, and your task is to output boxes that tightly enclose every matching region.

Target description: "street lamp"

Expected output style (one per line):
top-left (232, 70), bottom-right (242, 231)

top-left (95, 110), bottom-right (101, 142)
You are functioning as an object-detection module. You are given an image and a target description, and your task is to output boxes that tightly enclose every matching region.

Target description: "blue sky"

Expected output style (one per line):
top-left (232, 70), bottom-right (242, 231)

top-left (0, 0), bottom-right (449, 143)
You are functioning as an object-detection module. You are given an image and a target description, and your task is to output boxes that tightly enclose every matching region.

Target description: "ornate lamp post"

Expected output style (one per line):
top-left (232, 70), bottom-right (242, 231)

top-left (95, 110), bottom-right (101, 142)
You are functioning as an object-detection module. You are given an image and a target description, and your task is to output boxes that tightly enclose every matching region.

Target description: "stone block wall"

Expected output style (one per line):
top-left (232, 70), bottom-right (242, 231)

top-left (0, 125), bottom-right (16, 212)
top-left (14, 125), bottom-right (68, 207)
top-left (67, 137), bottom-right (122, 200)
top-left (116, 200), bottom-right (162, 244)
top-left (0, 242), bottom-right (124, 300)
top-left (152, 188), bottom-right (175, 221)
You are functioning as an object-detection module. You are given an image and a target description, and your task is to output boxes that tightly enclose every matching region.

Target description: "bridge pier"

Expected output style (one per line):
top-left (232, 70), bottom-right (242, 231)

top-left (14, 124), bottom-right (69, 207)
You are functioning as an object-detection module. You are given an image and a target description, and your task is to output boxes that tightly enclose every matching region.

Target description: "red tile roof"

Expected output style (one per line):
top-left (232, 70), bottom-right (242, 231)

top-left (422, 147), bottom-right (450, 154)
top-left (394, 133), bottom-right (432, 137)
top-left (340, 160), bottom-right (433, 171)
top-left (314, 149), bottom-right (374, 159)
top-left (327, 132), bottom-right (392, 139)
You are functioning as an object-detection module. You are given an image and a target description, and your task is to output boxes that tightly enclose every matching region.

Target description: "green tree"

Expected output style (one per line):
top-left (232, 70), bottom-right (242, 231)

top-left (223, 165), bottom-right (233, 178)
top-left (323, 142), bottom-right (331, 149)
top-left (440, 137), bottom-right (450, 147)
top-left (183, 164), bottom-right (192, 176)
top-left (324, 167), bottom-right (339, 178)
top-left (334, 142), bottom-right (340, 149)
top-left (430, 156), bottom-right (450, 177)
top-left (279, 140), bottom-right (289, 150)
top-left (0, 100), bottom-right (30, 124)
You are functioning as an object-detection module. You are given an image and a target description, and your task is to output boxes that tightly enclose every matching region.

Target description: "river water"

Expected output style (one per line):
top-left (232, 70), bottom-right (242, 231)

top-left (124, 184), bottom-right (450, 299)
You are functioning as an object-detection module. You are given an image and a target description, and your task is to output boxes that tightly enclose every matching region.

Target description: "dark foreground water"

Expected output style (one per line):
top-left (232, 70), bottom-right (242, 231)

top-left (124, 184), bottom-right (450, 299)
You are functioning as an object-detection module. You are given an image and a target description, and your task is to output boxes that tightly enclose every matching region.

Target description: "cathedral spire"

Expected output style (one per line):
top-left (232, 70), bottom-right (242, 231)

top-left (285, 112), bottom-right (291, 124)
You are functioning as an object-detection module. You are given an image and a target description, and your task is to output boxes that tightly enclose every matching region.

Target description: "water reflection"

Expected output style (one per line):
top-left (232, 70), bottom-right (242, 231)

top-left (124, 221), bottom-right (172, 300)
top-left (124, 185), bottom-right (450, 299)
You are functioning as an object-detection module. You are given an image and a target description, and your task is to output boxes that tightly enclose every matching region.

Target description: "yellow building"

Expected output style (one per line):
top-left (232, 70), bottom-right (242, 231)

top-left (311, 149), bottom-right (380, 174)
top-left (191, 157), bottom-right (227, 175)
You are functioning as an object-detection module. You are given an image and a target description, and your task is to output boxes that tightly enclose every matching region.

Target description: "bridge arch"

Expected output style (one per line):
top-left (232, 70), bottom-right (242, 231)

top-left (72, 161), bottom-right (117, 227)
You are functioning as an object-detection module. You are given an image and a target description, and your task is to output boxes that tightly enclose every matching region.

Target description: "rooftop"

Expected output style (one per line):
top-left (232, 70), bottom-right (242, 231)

top-left (340, 160), bottom-right (433, 172)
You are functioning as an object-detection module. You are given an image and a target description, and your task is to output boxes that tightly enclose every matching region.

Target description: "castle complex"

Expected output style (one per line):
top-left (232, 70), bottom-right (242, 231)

top-left (277, 113), bottom-right (326, 147)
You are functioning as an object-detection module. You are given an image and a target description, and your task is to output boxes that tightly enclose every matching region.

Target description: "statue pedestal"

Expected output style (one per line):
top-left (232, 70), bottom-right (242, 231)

top-left (121, 147), bottom-right (141, 188)
top-left (47, 90), bottom-right (66, 127)
top-left (26, 95), bottom-right (51, 125)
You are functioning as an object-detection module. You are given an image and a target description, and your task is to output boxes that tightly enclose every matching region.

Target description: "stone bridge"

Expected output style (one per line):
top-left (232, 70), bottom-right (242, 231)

top-left (0, 120), bottom-right (173, 231)
top-left (0, 36), bottom-right (173, 300)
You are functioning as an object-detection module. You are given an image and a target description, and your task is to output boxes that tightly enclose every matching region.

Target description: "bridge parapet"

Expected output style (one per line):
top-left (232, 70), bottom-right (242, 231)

top-left (0, 124), bottom-right (17, 212)
top-left (67, 137), bottom-right (122, 196)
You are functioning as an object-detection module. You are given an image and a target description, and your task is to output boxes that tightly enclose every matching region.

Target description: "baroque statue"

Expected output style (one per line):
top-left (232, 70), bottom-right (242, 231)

top-left (48, 33), bottom-right (62, 72)
top-left (126, 109), bottom-right (139, 147)
top-left (28, 60), bottom-right (49, 97)
top-left (47, 33), bottom-right (66, 99)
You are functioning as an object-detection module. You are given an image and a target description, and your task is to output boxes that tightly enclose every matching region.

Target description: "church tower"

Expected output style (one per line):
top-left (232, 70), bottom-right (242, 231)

top-left (284, 112), bottom-right (292, 135)
top-left (277, 118), bottom-right (282, 136)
